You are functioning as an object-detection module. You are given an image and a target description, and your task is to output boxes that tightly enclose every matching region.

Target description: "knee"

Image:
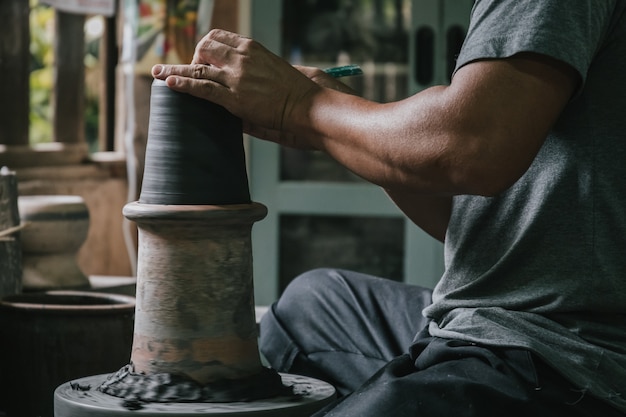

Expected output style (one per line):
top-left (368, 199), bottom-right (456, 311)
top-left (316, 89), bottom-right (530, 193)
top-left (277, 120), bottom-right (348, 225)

top-left (285, 267), bottom-right (343, 293)
top-left (276, 268), bottom-right (344, 315)
top-left (259, 268), bottom-right (345, 367)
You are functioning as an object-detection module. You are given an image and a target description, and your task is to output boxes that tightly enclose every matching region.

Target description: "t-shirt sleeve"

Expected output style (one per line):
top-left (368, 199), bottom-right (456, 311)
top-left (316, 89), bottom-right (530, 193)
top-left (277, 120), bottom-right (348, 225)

top-left (454, 0), bottom-right (618, 85)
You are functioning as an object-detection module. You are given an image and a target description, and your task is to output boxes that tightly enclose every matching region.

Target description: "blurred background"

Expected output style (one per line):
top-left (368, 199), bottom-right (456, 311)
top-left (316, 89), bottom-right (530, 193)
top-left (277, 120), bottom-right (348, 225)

top-left (0, 0), bottom-right (473, 305)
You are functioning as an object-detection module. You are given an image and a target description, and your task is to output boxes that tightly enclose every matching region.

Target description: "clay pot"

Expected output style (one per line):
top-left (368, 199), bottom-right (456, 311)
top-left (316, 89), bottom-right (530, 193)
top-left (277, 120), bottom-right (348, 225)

top-left (94, 79), bottom-right (283, 402)
top-left (140, 79), bottom-right (251, 205)
top-left (123, 201), bottom-right (267, 384)
top-left (0, 291), bottom-right (135, 417)
top-left (18, 195), bottom-right (90, 290)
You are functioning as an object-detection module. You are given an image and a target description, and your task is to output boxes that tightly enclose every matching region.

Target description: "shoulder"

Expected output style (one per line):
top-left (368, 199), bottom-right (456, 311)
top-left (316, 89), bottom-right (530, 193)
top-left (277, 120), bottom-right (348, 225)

top-left (458, 0), bottom-right (620, 86)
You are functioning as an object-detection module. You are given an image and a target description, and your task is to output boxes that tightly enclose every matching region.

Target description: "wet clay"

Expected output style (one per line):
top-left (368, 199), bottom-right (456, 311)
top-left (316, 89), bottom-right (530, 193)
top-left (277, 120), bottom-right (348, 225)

top-left (98, 364), bottom-right (291, 406)
top-left (55, 372), bottom-right (336, 416)
top-left (139, 79), bottom-right (250, 205)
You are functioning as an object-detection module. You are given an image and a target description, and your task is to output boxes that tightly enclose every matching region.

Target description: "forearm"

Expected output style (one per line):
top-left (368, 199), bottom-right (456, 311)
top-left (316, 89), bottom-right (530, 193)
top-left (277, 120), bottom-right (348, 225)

top-left (284, 84), bottom-right (468, 195)
top-left (284, 54), bottom-right (578, 198)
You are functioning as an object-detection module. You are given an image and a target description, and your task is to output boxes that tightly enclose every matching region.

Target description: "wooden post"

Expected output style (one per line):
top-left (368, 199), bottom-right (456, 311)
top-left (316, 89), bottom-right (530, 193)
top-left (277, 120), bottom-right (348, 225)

top-left (0, 169), bottom-right (22, 297)
top-left (99, 15), bottom-right (118, 152)
top-left (0, 0), bottom-right (30, 146)
top-left (53, 10), bottom-right (86, 144)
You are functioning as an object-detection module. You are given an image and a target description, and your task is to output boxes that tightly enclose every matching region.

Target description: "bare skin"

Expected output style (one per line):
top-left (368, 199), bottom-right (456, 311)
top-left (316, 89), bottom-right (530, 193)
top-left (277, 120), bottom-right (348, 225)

top-left (152, 29), bottom-right (579, 242)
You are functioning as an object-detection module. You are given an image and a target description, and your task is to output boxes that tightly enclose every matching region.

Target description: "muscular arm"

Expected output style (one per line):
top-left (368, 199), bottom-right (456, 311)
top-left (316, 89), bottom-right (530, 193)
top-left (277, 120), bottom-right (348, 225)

top-left (287, 54), bottom-right (578, 196)
top-left (294, 54), bottom-right (577, 240)
top-left (153, 30), bottom-right (579, 240)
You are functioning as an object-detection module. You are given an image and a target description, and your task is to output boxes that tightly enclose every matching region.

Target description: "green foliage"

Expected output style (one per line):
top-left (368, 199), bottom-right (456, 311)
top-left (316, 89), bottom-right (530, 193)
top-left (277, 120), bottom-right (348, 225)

top-left (29, 1), bottom-right (55, 144)
top-left (28, 0), bottom-right (101, 150)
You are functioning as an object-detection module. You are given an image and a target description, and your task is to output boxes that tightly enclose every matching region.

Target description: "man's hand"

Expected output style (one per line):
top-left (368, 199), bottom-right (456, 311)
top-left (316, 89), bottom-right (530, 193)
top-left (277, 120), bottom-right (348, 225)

top-left (152, 29), bottom-right (320, 148)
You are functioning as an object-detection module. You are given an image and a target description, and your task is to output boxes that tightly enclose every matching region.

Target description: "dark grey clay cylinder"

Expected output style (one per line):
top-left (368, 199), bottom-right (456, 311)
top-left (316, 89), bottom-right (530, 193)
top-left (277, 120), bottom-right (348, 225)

top-left (139, 79), bottom-right (251, 205)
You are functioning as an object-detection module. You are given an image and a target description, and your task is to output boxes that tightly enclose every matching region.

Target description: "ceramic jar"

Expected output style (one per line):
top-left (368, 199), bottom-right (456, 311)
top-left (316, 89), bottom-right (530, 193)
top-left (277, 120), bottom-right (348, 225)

top-left (18, 195), bottom-right (90, 290)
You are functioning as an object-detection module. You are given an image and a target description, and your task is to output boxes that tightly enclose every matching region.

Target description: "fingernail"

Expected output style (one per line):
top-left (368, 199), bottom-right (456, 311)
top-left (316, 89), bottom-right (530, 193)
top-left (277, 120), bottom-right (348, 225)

top-left (166, 76), bottom-right (179, 87)
top-left (153, 64), bottom-right (163, 76)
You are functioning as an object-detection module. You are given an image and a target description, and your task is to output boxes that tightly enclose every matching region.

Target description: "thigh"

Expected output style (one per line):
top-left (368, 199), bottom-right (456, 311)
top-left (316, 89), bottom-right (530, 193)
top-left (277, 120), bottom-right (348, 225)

top-left (259, 268), bottom-right (433, 393)
top-left (314, 340), bottom-right (535, 417)
top-left (314, 337), bottom-right (626, 417)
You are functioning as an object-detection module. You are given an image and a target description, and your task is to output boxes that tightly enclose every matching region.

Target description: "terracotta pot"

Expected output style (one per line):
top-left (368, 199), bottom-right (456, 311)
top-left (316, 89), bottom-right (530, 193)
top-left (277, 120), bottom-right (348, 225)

top-left (89, 78), bottom-right (288, 403)
top-left (0, 291), bottom-right (135, 417)
top-left (123, 201), bottom-right (267, 384)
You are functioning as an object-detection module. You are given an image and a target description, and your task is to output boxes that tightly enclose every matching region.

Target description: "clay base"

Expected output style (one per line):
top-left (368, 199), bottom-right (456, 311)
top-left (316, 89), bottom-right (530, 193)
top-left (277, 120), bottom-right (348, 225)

top-left (99, 364), bottom-right (291, 403)
top-left (54, 373), bottom-right (336, 417)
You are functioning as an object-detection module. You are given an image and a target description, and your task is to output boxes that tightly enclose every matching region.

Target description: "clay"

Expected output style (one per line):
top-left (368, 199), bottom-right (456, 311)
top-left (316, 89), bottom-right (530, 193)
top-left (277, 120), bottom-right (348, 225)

top-left (117, 81), bottom-right (282, 403)
top-left (98, 364), bottom-right (291, 404)
top-left (139, 79), bottom-right (250, 205)
top-left (123, 202), bottom-right (270, 385)
top-left (51, 75), bottom-right (337, 417)
top-left (55, 373), bottom-right (336, 417)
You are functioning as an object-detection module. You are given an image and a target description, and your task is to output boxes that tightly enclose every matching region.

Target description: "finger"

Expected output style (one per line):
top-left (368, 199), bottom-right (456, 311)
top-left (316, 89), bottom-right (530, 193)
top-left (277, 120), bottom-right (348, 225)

top-left (200, 28), bottom-right (248, 49)
top-left (152, 64), bottom-right (219, 82)
top-left (292, 65), bottom-right (356, 94)
top-left (192, 29), bottom-right (256, 66)
top-left (163, 75), bottom-right (230, 109)
top-left (192, 29), bottom-right (240, 65)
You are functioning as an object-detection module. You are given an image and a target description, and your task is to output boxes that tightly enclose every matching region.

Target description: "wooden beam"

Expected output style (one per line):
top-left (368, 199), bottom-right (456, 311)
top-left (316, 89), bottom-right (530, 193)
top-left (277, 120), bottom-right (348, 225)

top-left (53, 10), bottom-right (86, 144)
top-left (0, 0), bottom-right (30, 146)
top-left (99, 15), bottom-right (118, 151)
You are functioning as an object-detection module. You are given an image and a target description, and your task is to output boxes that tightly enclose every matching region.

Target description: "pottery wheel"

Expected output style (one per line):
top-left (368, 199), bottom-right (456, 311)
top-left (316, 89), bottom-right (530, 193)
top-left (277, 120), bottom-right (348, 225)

top-left (54, 373), bottom-right (336, 417)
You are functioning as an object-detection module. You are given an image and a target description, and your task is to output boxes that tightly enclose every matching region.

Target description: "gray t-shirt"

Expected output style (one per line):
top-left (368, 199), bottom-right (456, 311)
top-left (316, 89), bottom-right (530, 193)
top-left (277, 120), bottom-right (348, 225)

top-left (423, 0), bottom-right (626, 412)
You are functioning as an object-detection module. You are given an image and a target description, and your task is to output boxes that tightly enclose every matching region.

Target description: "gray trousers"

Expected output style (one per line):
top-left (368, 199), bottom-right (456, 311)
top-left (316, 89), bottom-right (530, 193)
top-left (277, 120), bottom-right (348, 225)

top-left (259, 268), bottom-right (624, 417)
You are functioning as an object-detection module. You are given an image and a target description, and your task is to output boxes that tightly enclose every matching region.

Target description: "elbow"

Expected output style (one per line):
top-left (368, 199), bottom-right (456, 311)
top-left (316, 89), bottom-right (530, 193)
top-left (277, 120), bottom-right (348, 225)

top-left (442, 133), bottom-right (533, 197)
